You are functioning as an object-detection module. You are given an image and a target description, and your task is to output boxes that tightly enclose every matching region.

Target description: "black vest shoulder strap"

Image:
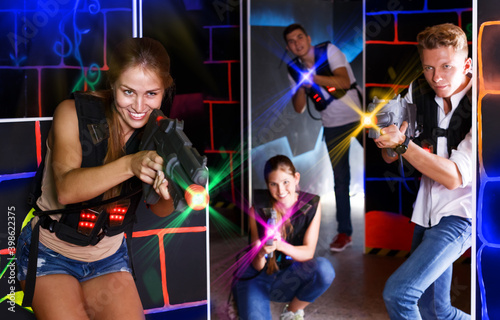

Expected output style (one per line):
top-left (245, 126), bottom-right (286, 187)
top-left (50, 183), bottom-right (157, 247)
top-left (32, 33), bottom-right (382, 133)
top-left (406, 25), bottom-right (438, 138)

top-left (73, 91), bottom-right (110, 170)
top-left (314, 41), bottom-right (333, 77)
top-left (447, 91), bottom-right (472, 153)
top-left (411, 75), bottom-right (472, 155)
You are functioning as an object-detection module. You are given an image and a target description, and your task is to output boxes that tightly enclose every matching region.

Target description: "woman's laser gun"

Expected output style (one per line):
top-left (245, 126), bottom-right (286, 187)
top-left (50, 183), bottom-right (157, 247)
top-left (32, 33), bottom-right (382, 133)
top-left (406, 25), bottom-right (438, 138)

top-left (140, 109), bottom-right (209, 211)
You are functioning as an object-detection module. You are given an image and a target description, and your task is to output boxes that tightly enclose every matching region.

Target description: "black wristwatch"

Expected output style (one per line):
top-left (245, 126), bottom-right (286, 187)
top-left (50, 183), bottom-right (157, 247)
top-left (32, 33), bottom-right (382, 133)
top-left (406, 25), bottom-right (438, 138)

top-left (393, 135), bottom-right (410, 155)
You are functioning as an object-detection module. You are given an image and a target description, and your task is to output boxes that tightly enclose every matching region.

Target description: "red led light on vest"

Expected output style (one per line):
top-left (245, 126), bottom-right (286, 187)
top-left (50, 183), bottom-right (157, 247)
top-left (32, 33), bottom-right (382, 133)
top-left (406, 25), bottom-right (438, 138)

top-left (327, 86), bottom-right (336, 92)
top-left (108, 205), bottom-right (128, 226)
top-left (78, 209), bottom-right (98, 236)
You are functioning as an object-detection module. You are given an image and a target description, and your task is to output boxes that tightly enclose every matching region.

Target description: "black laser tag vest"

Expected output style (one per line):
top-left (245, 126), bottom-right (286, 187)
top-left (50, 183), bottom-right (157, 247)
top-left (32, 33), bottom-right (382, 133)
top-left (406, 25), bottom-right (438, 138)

top-left (411, 75), bottom-right (472, 156)
top-left (23, 92), bottom-right (145, 308)
top-left (36, 92), bottom-right (143, 246)
top-left (287, 41), bottom-right (357, 111)
top-left (253, 190), bottom-right (319, 269)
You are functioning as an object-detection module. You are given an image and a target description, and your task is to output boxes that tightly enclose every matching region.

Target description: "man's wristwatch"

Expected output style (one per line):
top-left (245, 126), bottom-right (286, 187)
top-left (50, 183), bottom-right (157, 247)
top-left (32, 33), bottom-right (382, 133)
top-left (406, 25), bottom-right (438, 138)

top-left (393, 135), bottom-right (410, 155)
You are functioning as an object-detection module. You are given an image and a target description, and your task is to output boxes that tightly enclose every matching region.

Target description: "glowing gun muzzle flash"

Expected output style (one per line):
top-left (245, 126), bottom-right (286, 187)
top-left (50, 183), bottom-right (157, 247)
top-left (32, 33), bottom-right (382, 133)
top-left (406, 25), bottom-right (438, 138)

top-left (362, 114), bottom-right (376, 128)
top-left (184, 184), bottom-right (209, 211)
top-left (300, 71), bottom-right (313, 86)
top-left (366, 95), bottom-right (416, 139)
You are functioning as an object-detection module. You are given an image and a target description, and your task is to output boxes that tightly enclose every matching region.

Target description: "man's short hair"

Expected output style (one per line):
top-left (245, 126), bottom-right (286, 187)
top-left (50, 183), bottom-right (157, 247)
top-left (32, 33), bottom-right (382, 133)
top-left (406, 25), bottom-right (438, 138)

top-left (283, 23), bottom-right (308, 43)
top-left (417, 23), bottom-right (468, 57)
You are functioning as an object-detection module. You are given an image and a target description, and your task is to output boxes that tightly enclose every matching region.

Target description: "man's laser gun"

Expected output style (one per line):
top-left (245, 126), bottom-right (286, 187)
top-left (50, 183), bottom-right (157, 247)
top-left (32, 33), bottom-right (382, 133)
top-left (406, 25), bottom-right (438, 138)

top-left (140, 109), bottom-right (209, 211)
top-left (366, 95), bottom-right (416, 157)
top-left (265, 209), bottom-right (278, 258)
top-left (366, 95), bottom-right (416, 139)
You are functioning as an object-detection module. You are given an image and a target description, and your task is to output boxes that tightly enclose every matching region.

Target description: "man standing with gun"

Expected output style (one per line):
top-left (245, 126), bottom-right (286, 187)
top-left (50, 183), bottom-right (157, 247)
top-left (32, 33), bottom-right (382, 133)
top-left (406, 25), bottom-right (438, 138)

top-left (284, 23), bottom-right (363, 252)
top-left (373, 23), bottom-right (472, 319)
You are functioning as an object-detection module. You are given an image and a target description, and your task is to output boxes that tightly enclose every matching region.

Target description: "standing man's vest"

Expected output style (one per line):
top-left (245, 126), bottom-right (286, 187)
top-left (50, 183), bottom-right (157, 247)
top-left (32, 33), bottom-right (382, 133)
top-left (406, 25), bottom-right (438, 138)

top-left (287, 41), bottom-right (355, 111)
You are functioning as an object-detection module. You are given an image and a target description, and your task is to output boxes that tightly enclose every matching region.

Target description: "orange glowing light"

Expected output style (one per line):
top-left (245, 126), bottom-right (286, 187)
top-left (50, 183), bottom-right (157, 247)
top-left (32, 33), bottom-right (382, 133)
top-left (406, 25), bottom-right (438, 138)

top-left (184, 184), bottom-right (209, 211)
top-left (362, 114), bottom-right (376, 128)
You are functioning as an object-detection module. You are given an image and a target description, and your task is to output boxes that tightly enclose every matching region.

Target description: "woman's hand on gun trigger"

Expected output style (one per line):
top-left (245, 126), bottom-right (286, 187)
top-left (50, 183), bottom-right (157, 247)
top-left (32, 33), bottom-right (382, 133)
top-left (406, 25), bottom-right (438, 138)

top-left (130, 150), bottom-right (164, 185)
top-left (154, 170), bottom-right (171, 200)
top-left (259, 236), bottom-right (281, 256)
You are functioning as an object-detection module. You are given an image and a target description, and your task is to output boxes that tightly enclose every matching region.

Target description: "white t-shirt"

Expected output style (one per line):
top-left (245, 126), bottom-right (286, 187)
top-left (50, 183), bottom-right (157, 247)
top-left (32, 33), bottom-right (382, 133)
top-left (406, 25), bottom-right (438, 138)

top-left (289, 43), bottom-right (362, 128)
top-left (405, 79), bottom-right (473, 227)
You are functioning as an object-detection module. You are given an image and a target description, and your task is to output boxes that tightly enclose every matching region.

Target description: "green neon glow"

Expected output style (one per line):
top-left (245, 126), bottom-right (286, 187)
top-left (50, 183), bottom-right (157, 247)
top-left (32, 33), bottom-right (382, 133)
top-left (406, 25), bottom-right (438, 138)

top-left (208, 206), bottom-right (240, 241)
top-left (0, 258), bottom-right (33, 312)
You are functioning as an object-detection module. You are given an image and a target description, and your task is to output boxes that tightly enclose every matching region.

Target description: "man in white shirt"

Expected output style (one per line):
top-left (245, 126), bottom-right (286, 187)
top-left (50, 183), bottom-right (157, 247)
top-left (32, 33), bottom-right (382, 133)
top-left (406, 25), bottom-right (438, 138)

top-left (284, 23), bottom-right (363, 252)
top-left (374, 23), bottom-right (472, 319)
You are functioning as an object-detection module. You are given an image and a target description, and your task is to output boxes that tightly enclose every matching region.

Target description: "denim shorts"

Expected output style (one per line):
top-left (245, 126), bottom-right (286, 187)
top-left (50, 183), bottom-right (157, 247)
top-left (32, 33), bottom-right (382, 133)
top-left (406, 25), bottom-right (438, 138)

top-left (16, 220), bottom-right (132, 282)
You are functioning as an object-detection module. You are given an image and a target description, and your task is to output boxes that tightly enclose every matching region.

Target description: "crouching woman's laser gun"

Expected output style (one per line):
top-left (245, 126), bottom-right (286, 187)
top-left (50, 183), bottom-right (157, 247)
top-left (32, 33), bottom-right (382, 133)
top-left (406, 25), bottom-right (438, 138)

top-left (265, 209), bottom-right (278, 258)
top-left (140, 109), bottom-right (209, 212)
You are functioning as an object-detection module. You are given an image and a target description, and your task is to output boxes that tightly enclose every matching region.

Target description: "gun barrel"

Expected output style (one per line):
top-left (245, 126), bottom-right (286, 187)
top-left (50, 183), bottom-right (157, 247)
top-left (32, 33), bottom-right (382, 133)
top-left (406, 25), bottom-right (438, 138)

top-left (140, 109), bottom-right (209, 211)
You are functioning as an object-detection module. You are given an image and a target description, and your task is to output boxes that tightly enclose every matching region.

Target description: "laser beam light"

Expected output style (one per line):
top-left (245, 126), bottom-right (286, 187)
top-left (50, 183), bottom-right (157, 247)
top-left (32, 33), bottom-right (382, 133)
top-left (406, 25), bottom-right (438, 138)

top-left (366, 95), bottom-right (416, 139)
top-left (184, 184), bottom-right (209, 211)
top-left (300, 71), bottom-right (313, 85)
top-left (362, 113), bottom-right (376, 128)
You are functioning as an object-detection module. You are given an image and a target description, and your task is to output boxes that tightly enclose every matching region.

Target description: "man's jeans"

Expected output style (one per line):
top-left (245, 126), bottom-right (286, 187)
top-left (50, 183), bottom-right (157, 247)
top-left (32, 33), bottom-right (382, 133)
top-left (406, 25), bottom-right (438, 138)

top-left (323, 121), bottom-right (360, 236)
top-left (383, 216), bottom-right (472, 320)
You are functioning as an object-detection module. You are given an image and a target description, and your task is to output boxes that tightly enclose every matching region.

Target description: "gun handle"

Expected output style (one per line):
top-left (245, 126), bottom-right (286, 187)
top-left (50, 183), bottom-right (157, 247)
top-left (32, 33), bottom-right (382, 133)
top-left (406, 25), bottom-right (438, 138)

top-left (142, 182), bottom-right (160, 205)
top-left (142, 179), bottom-right (188, 212)
top-left (386, 148), bottom-right (397, 158)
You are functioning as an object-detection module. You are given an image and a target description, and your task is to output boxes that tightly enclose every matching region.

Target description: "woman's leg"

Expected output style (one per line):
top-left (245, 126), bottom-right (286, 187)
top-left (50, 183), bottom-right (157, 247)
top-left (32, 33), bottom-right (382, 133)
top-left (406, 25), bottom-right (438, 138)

top-left (81, 271), bottom-right (145, 319)
top-left (233, 266), bottom-right (273, 320)
top-left (21, 275), bottom-right (90, 320)
top-left (272, 257), bottom-right (335, 311)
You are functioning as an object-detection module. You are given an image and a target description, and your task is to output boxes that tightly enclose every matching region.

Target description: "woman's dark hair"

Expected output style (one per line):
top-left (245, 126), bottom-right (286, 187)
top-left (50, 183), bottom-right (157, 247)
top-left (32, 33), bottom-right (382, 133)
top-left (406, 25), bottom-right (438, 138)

top-left (263, 154), bottom-right (297, 184)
